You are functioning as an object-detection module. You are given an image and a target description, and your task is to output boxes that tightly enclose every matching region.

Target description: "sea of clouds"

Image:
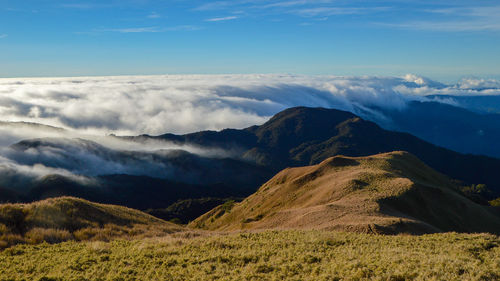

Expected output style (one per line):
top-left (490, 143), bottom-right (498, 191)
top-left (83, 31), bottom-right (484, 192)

top-left (1, 74), bottom-right (500, 136)
top-left (0, 74), bottom-right (499, 184)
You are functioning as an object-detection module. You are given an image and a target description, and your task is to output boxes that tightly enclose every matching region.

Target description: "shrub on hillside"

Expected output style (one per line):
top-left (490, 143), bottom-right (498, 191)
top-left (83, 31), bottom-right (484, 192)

top-left (0, 205), bottom-right (29, 234)
top-left (25, 228), bottom-right (73, 244)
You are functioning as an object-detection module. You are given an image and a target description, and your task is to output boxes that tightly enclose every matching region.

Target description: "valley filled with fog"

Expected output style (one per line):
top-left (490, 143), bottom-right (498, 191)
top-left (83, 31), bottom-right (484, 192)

top-left (1, 74), bottom-right (500, 191)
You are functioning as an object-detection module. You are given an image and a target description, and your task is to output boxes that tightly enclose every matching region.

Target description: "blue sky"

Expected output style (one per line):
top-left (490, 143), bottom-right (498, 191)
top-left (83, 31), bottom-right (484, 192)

top-left (1, 0), bottom-right (499, 81)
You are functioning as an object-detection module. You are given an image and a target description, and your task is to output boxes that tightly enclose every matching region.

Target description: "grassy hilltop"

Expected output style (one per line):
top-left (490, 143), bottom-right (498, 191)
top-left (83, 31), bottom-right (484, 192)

top-left (192, 152), bottom-right (500, 234)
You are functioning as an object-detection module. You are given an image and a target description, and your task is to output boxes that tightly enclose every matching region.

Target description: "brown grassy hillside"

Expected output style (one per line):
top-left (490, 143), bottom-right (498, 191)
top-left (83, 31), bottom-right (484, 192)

top-left (191, 151), bottom-right (500, 234)
top-left (0, 197), bottom-right (184, 248)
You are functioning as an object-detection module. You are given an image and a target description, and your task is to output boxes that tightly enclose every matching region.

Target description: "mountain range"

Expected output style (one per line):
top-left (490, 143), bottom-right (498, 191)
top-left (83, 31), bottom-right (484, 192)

top-left (1, 106), bottom-right (500, 223)
top-left (378, 100), bottom-right (500, 158)
top-left (145, 106), bottom-right (500, 197)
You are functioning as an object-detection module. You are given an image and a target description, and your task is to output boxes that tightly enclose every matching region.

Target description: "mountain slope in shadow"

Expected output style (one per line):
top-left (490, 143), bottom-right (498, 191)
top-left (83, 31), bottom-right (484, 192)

top-left (379, 100), bottom-right (500, 158)
top-left (191, 152), bottom-right (500, 234)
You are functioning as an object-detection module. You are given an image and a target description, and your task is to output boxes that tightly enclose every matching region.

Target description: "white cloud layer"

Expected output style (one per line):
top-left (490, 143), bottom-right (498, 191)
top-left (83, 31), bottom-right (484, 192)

top-left (0, 74), bottom-right (500, 185)
top-left (1, 74), bottom-right (499, 137)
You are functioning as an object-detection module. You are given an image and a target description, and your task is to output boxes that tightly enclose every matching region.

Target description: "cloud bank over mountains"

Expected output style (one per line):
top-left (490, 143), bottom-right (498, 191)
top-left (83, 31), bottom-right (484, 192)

top-left (1, 74), bottom-right (500, 185)
top-left (1, 74), bottom-right (500, 137)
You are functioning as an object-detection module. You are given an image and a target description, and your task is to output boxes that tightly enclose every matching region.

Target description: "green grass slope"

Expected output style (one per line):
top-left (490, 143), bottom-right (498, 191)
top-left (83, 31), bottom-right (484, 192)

top-left (0, 197), bottom-right (184, 248)
top-left (0, 231), bottom-right (498, 280)
top-left (191, 151), bottom-right (500, 234)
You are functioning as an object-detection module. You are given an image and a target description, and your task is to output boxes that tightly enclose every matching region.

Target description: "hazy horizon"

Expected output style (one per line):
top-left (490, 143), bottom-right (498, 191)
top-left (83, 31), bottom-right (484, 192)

top-left (2, 73), bottom-right (500, 84)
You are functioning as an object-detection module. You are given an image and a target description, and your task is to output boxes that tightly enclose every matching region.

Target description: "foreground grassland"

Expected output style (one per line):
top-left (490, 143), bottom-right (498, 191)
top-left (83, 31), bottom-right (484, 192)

top-left (0, 231), bottom-right (499, 281)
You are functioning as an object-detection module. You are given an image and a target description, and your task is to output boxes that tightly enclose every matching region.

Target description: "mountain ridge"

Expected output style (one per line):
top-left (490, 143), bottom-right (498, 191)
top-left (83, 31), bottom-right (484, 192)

top-left (3, 106), bottom-right (500, 220)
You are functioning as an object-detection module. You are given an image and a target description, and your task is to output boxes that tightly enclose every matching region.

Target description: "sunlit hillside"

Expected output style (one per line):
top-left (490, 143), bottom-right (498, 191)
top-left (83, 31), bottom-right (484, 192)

top-left (192, 151), bottom-right (500, 234)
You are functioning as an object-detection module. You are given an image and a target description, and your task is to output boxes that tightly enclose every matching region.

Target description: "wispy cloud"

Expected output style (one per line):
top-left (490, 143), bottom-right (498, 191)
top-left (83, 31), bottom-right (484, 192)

top-left (258, 0), bottom-right (333, 9)
top-left (192, 1), bottom-right (500, 33)
top-left (194, 0), bottom-right (334, 11)
top-left (205, 16), bottom-right (238, 22)
top-left (91, 25), bottom-right (202, 34)
top-left (294, 7), bottom-right (375, 17)
top-left (0, 34), bottom-right (7, 39)
top-left (194, 1), bottom-right (236, 11)
top-left (391, 5), bottom-right (500, 32)
top-left (60, 3), bottom-right (99, 9)
top-left (104, 27), bottom-right (161, 33)
top-left (165, 25), bottom-right (202, 31)
top-left (147, 12), bottom-right (161, 19)
top-left (388, 21), bottom-right (500, 32)
top-left (194, 1), bottom-right (385, 22)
